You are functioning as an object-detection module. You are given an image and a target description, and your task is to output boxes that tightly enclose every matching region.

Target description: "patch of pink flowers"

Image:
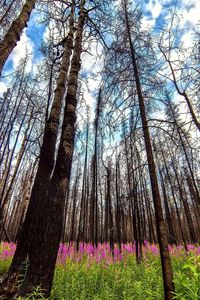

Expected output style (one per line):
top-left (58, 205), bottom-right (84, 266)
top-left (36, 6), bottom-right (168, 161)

top-left (0, 241), bottom-right (199, 265)
top-left (0, 242), bottom-right (16, 260)
top-left (56, 241), bottom-right (200, 265)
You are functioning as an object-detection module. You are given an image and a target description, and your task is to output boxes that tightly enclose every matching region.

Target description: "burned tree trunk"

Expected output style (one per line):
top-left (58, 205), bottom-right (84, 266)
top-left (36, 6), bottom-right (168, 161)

top-left (16, 1), bottom-right (86, 297)
top-left (0, 0), bottom-right (36, 76)
top-left (122, 0), bottom-right (175, 298)
top-left (0, 4), bottom-right (75, 298)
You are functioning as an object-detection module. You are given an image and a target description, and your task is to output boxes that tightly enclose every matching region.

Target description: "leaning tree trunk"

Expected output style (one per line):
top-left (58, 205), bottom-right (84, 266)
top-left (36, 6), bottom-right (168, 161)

top-left (0, 4), bottom-right (75, 299)
top-left (122, 0), bottom-right (175, 299)
top-left (0, 0), bottom-right (36, 77)
top-left (16, 2), bottom-right (86, 297)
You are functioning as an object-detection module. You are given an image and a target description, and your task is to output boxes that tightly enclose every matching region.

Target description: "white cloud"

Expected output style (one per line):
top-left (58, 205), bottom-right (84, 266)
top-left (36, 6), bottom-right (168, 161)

top-left (9, 29), bottom-right (34, 72)
top-left (146, 0), bottom-right (162, 19)
top-left (141, 16), bottom-right (156, 30)
top-left (81, 40), bottom-right (103, 74)
top-left (179, 0), bottom-right (200, 27)
top-left (181, 31), bottom-right (193, 48)
top-left (0, 82), bottom-right (7, 97)
top-left (80, 38), bottom-right (103, 119)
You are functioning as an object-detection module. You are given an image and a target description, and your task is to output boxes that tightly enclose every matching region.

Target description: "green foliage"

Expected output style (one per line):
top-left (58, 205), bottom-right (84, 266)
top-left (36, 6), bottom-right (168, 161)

top-left (15, 286), bottom-right (47, 300)
top-left (50, 253), bottom-right (199, 300)
top-left (0, 258), bottom-right (11, 274)
top-left (173, 253), bottom-right (200, 300)
top-left (0, 253), bottom-right (199, 299)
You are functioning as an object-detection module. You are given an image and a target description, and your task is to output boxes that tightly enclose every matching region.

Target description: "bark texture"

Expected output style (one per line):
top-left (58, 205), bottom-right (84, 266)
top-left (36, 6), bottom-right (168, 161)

top-left (0, 0), bottom-right (36, 77)
top-left (0, 5), bottom-right (75, 299)
top-left (18, 1), bottom-right (86, 296)
top-left (123, 0), bottom-right (175, 299)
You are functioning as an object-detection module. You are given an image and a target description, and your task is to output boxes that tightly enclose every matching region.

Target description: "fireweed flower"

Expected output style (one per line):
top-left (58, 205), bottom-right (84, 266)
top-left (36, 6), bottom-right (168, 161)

top-left (0, 242), bottom-right (199, 265)
top-left (149, 244), bottom-right (159, 255)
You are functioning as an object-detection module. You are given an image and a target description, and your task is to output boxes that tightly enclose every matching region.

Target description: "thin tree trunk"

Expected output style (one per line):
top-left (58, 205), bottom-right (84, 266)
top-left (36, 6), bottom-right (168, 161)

top-left (160, 143), bottom-right (187, 249)
top-left (159, 166), bottom-right (177, 245)
top-left (105, 164), bottom-right (114, 255)
top-left (0, 109), bottom-right (33, 229)
top-left (123, 1), bottom-right (174, 298)
top-left (0, 0), bottom-right (16, 26)
top-left (77, 116), bottom-right (89, 247)
top-left (168, 98), bottom-right (200, 204)
top-left (170, 157), bottom-right (197, 243)
top-left (161, 53), bottom-right (200, 131)
top-left (115, 154), bottom-right (121, 251)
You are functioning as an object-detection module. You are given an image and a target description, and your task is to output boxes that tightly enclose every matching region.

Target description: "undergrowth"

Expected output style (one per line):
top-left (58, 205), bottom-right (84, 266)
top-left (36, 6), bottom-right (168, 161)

top-left (0, 250), bottom-right (199, 299)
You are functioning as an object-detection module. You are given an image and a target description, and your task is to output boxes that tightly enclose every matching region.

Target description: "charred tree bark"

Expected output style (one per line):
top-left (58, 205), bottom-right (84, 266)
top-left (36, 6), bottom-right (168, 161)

top-left (89, 90), bottom-right (101, 246)
top-left (167, 98), bottom-right (200, 205)
top-left (0, 4), bottom-right (75, 298)
top-left (159, 166), bottom-right (177, 245)
top-left (170, 157), bottom-right (197, 243)
top-left (160, 143), bottom-right (187, 249)
top-left (77, 113), bottom-right (89, 247)
top-left (123, 1), bottom-right (174, 298)
top-left (115, 154), bottom-right (121, 251)
top-left (105, 164), bottom-right (114, 254)
top-left (0, 0), bottom-right (36, 76)
top-left (15, 2), bottom-right (86, 297)
top-left (0, 108), bottom-right (33, 235)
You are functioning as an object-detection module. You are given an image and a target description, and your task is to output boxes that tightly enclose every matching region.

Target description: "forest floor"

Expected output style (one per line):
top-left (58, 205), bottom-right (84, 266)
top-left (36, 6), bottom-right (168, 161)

top-left (0, 242), bottom-right (199, 299)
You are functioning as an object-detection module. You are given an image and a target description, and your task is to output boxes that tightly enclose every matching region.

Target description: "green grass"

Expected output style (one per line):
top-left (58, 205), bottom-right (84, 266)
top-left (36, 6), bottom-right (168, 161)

top-left (50, 253), bottom-right (199, 300)
top-left (0, 253), bottom-right (199, 299)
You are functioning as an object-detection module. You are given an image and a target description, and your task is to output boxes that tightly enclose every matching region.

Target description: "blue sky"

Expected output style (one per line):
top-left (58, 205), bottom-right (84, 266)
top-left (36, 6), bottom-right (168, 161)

top-left (0, 0), bottom-right (199, 101)
top-left (2, 11), bottom-right (46, 76)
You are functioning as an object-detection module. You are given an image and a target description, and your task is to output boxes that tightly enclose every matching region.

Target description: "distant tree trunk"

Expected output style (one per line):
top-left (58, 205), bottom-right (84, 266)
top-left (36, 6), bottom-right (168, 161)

top-left (104, 176), bottom-right (109, 242)
top-left (13, 160), bottom-right (37, 242)
top-left (124, 134), bottom-right (139, 261)
top-left (185, 171), bottom-right (200, 234)
top-left (123, 0), bottom-right (174, 298)
top-left (0, 0), bottom-right (16, 26)
top-left (70, 164), bottom-right (80, 243)
top-left (89, 90), bottom-right (101, 246)
top-left (0, 102), bottom-right (30, 224)
top-left (154, 144), bottom-right (177, 245)
top-left (105, 164), bottom-right (114, 254)
top-left (170, 157), bottom-right (197, 243)
top-left (130, 141), bottom-right (143, 261)
top-left (145, 191), bottom-right (156, 243)
top-left (0, 108), bottom-right (34, 235)
top-left (77, 114), bottom-right (89, 248)
top-left (0, 86), bottom-right (25, 164)
top-left (115, 154), bottom-right (121, 251)
top-left (0, 0), bottom-right (36, 76)
top-left (168, 98), bottom-right (200, 204)
top-left (0, 89), bottom-right (12, 133)
top-left (160, 143), bottom-right (187, 249)
top-left (159, 166), bottom-right (177, 245)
